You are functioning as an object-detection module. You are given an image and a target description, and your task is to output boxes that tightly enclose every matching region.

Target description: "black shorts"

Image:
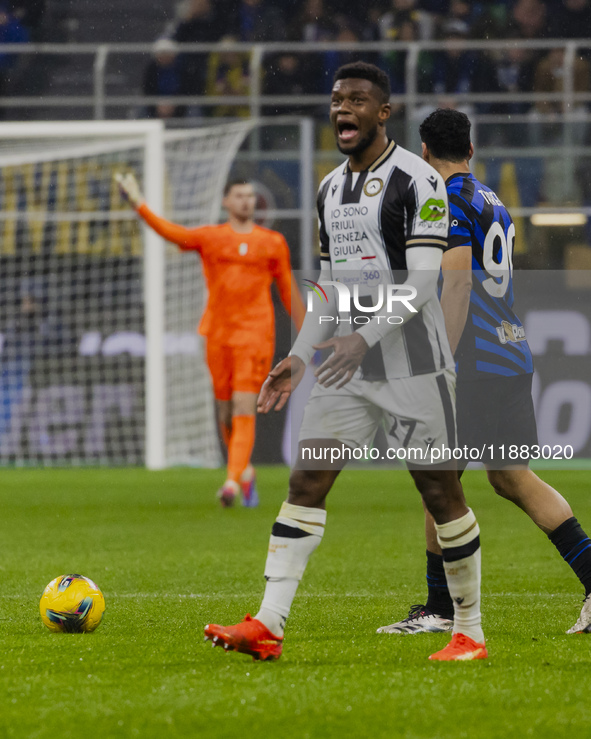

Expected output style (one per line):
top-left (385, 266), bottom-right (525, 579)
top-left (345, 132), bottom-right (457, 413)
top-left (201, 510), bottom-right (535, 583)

top-left (456, 374), bottom-right (538, 468)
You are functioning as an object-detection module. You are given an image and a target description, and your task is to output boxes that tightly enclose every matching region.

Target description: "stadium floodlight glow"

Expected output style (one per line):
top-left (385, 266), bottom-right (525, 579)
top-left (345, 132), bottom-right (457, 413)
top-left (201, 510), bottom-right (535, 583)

top-left (530, 213), bottom-right (588, 227)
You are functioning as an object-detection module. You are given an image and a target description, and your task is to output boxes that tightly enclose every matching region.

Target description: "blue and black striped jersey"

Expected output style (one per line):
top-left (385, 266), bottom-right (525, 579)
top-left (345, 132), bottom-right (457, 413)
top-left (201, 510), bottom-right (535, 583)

top-left (446, 172), bottom-right (533, 380)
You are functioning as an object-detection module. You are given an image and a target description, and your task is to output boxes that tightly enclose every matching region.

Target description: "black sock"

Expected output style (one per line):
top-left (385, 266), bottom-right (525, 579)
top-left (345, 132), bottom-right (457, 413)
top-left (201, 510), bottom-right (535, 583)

top-left (549, 517), bottom-right (591, 597)
top-left (425, 550), bottom-right (454, 619)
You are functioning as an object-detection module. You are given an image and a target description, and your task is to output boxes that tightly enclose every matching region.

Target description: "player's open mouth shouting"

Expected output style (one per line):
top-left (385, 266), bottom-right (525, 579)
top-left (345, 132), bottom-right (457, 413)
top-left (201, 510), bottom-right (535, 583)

top-left (330, 77), bottom-right (383, 155)
top-left (336, 119), bottom-right (359, 144)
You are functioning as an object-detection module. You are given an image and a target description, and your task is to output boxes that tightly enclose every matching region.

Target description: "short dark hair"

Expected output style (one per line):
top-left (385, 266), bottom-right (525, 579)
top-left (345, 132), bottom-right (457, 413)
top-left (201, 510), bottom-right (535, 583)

top-left (223, 178), bottom-right (251, 196)
top-left (333, 62), bottom-right (391, 104)
top-left (419, 108), bottom-right (472, 162)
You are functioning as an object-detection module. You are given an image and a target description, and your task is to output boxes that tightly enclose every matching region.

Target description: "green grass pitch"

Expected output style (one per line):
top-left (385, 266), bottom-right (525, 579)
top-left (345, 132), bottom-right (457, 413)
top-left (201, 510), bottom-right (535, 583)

top-left (0, 467), bottom-right (589, 738)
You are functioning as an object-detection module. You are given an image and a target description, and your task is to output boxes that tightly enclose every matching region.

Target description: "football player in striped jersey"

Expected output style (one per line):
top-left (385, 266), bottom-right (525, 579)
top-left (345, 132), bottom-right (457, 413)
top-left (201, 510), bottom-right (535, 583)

top-left (378, 108), bottom-right (591, 636)
top-left (205, 64), bottom-right (487, 662)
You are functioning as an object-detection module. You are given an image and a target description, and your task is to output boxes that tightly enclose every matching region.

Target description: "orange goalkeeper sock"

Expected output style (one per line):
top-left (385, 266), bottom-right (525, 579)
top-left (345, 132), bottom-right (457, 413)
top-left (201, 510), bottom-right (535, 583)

top-left (227, 415), bottom-right (256, 483)
top-left (219, 420), bottom-right (232, 450)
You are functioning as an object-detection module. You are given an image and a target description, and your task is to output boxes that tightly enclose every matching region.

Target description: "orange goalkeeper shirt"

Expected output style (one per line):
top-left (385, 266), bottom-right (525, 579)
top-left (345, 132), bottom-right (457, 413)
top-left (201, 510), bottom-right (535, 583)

top-left (138, 204), bottom-right (305, 348)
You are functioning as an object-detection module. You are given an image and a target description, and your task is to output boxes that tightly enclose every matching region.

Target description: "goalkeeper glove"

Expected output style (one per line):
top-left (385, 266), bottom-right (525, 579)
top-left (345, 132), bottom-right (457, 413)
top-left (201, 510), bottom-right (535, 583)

top-left (115, 172), bottom-right (144, 209)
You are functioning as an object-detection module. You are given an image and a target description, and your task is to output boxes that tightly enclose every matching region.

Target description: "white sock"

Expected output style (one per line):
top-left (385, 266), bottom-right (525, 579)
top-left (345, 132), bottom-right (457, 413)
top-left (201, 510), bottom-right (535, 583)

top-left (255, 501), bottom-right (326, 637)
top-left (240, 464), bottom-right (255, 483)
top-left (435, 508), bottom-right (484, 644)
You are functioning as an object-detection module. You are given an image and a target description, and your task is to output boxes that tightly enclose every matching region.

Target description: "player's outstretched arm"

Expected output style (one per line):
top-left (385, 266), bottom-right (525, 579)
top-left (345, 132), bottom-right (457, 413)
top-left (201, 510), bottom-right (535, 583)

top-left (257, 355), bottom-right (306, 414)
top-left (114, 172), bottom-right (201, 250)
top-left (272, 236), bottom-right (306, 331)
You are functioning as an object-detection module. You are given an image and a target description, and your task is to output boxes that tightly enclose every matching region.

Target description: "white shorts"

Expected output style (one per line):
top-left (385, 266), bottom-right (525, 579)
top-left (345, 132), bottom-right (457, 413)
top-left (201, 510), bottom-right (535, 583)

top-left (298, 368), bottom-right (457, 466)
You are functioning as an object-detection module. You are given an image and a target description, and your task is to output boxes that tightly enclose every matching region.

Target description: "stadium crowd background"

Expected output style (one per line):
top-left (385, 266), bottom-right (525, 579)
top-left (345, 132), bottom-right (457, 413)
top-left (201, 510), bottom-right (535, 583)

top-left (0, 1), bottom-right (589, 116)
top-left (142, 0), bottom-right (590, 123)
top-left (0, 0), bottom-right (589, 262)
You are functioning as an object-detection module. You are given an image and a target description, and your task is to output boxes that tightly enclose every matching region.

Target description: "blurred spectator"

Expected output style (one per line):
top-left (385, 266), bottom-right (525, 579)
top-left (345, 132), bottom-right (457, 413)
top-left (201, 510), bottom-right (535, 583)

top-left (173, 0), bottom-right (221, 43)
top-left (358, 5), bottom-right (383, 41)
top-left (143, 39), bottom-right (188, 119)
top-left (534, 47), bottom-right (589, 117)
top-left (475, 37), bottom-right (538, 155)
top-left (509, 0), bottom-right (548, 39)
top-left (417, 0), bottom-right (448, 11)
top-left (531, 47), bottom-right (589, 147)
top-left (547, 0), bottom-right (591, 38)
top-left (0, 2), bottom-right (28, 103)
top-left (206, 35), bottom-right (251, 117)
top-left (379, 0), bottom-right (420, 39)
top-left (525, 46), bottom-right (589, 159)
top-left (421, 19), bottom-right (479, 97)
top-left (321, 25), bottom-right (365, 94)
top-left (4, 293), bottom-right (54, 360)
top-left (234, 0), bottom-right (286, 42)
top-left (0, 284), bottom-right (70, 440)
top-left (480, 44), bottom-right (537, 117)
top-left (264, 53), bottom-right (308, 114)
top-left (378, 11), bottom-right (419, 97)
top-left (172, 0), bottom-right (223, 100)
top-left (288, 1), bottom-right (370, 95)
top-left (291, 0), bottom-right (336, 41)
top-left (8, 0), bottom-right (44, 39)
top-left (380, 0), bottom-right (435, 40)
top-left (470, 3), bottom-right (509, 40)
top-left (447, 0), bottom-right (472, 27)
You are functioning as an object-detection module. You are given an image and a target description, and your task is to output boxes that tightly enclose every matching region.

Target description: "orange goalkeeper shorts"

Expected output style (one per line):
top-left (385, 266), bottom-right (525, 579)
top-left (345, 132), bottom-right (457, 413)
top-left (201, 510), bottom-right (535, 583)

top-left (206, 341), bottom-right (274, 401)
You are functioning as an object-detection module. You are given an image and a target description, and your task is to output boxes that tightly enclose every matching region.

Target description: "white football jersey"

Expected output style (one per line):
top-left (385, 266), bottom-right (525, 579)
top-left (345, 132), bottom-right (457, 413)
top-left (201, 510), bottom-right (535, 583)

top-left (317, 139), bottom-right (454, 380)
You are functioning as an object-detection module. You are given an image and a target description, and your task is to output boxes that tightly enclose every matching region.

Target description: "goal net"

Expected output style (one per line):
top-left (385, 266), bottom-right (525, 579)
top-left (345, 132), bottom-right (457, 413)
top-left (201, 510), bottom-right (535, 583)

top-left (0, 120), bottom-right (255, 468)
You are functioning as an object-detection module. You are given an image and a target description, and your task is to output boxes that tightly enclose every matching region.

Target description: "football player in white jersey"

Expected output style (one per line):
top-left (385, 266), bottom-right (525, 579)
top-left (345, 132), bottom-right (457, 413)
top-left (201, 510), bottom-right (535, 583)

top-left (204, 62), bottom-right (487, 662)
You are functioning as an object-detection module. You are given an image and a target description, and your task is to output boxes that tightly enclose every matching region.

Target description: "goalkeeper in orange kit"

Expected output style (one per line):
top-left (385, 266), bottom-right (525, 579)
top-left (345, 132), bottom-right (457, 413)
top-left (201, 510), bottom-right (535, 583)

top-left (116, 173), bottom-right (305, 507)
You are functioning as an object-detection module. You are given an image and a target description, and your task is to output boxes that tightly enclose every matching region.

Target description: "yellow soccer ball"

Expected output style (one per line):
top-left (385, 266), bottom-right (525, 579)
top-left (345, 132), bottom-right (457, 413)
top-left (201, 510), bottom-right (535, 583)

top-left (40, 574), bottom-right (105, 633)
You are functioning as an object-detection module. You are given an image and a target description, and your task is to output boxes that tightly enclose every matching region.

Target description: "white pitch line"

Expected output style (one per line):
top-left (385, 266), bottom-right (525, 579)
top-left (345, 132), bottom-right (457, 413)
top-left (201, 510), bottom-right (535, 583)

top-left (5, 592), bottom-right (571, 599)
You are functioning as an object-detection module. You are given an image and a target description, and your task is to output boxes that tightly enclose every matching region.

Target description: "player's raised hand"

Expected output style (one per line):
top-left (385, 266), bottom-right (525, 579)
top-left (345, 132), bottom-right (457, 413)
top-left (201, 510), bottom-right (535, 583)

top-left (257, 355), bottom-right (306, 414)
top-left (114, 172), bottom-right (144, 209)
top-left (314, 333), bottom-right (369, 389)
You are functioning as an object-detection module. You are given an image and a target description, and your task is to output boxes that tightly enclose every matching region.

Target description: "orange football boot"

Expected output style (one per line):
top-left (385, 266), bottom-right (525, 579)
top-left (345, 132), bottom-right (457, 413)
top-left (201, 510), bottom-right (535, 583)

top-left (204, 614), bottom-right (283, 661)
top-left (429, 633), bottom-right (488, 661)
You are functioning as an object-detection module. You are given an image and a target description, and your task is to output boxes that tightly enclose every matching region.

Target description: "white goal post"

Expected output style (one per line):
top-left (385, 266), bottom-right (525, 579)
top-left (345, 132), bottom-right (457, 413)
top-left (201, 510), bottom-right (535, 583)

top-left (0, 121), bottom-right (168, 469)
top-left (0, 118), bottom-right (312, 470)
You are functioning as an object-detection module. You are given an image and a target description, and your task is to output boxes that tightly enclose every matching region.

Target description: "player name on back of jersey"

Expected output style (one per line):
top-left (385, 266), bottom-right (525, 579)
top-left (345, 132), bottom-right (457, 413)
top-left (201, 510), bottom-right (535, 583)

top-left (478, 189), bottom-right (503, 207)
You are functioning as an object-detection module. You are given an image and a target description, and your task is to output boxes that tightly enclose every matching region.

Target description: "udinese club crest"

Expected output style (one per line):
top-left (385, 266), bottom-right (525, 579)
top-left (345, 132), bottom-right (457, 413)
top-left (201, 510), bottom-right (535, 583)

top-left (363, 178), bottom-right (384, 197)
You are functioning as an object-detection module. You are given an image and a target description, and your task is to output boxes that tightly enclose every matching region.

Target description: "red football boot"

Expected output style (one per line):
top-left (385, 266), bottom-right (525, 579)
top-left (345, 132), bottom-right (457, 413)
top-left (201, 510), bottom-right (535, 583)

top-left (240, 466), bottom-right (259, 508)
top-left (429, 633), bottom-right (488, 661)
top-left (204, 614), bottom-right (283, 661)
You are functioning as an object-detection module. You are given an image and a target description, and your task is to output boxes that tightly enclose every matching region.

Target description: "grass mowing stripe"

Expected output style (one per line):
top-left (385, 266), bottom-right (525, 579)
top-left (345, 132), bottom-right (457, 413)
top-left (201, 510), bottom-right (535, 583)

top-left (19, 592), bottom-right (586, 599)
